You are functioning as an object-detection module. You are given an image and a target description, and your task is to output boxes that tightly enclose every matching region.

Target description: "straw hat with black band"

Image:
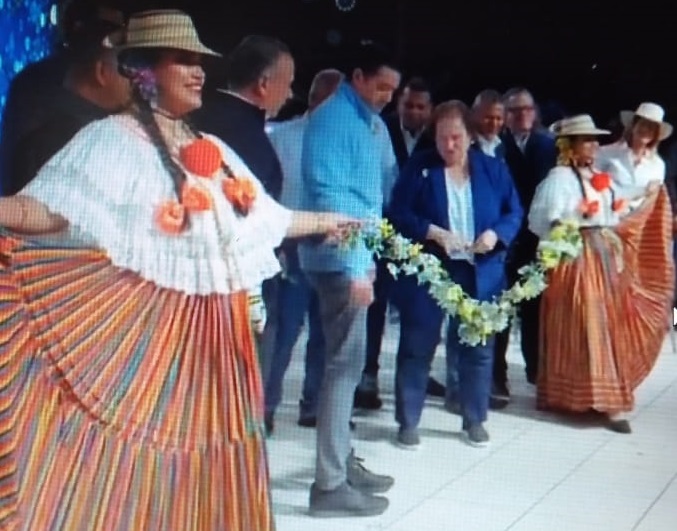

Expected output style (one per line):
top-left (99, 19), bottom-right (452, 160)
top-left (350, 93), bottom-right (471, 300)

top-left (549, 114), bottom-right (611, 138)
top-left (118, 9), bottom-right (221, 57)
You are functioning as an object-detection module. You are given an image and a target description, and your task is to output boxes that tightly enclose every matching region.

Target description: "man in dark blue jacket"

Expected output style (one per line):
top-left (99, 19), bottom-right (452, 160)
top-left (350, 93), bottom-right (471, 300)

top-left (493, 87), bottom-right (557, 403)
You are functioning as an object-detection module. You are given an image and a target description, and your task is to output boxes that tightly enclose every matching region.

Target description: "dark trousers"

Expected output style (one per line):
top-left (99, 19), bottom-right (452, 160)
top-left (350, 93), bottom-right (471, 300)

top-left (363, 258), bottom-right (394, 378)
top-left (395, 261), bottom-right (494, 429)
top-left (263, 272), bottom-right (326, 421)
top-left (493, 261), bottom-right (541, 385)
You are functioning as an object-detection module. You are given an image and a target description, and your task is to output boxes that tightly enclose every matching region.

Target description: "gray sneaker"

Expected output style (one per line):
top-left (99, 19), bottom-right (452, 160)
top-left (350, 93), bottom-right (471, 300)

top-left (396, 427), bottom-right (421, 450)
top-left (464, 423), bottom-right (490, 447)
top-left (309, 482), bottom-right (389, 518)
top-left (347, 450), bottom-right (395, 493)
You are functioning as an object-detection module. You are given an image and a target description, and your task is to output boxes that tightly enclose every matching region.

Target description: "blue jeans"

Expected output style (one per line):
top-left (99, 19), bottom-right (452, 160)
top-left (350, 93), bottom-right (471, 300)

top-left (263, 271), bottom-right (325, 421)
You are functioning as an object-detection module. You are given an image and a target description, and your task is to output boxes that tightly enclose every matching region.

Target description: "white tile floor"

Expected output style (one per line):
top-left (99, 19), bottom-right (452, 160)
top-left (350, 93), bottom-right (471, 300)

top-left (266, 322), bottom-right (677, 531)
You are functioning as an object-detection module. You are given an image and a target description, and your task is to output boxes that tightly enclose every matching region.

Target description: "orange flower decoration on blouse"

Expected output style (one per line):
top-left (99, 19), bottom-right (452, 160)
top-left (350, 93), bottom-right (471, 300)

top-left (578, 199), bottom-right (600, 218)
top-left (222, 177), bottom-right (257, 215)
top-left (589, 172), bottom-right (612, 192)
top-left (612, 198), bottom-right (628, 212)
top-left (155, 200), bottom-right (186, 234)
top-left (179, 138), bottom-right (222, 178)
top-left (181, 184), bottom-right (213, 212)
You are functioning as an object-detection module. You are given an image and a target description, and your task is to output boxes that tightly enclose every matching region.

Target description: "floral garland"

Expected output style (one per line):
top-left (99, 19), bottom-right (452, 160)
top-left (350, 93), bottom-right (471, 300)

top-left (155, 137), bottom-right (257, 235)
top-left (342, 219), bottom-right (583, 346)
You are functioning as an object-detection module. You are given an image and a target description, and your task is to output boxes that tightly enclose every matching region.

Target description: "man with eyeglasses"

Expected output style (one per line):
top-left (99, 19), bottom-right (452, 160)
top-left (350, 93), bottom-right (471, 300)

top-left (492, 88), bottom-right (556, 406)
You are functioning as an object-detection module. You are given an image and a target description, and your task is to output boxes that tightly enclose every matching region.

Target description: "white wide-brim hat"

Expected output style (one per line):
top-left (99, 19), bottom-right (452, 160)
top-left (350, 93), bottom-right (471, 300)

top-left (118, 9), bottom-right (221, 57)
top-left (549, 114), bottom-right (610, 137)
top-left (620, 102), bottom-right (672, 141)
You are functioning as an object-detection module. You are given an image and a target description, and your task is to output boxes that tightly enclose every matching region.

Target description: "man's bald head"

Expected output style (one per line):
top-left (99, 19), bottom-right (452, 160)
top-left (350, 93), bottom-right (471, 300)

top-left (308, 68), bottom-right (344, 111)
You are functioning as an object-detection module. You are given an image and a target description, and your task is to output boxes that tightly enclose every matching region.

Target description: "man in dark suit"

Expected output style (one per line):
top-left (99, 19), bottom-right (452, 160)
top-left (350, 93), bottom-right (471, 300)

top-left (0, 0), bottom-right (127, 195)
top-left (355, 77), bottom-right (441, 410)
top-left (6, 21), bottom-right (129, 196)
top-left (192, 35), bottom-right (294, 201)
top-left (492, 87), bottom-right (557, 403)
top-left (192, 35), bottom-right (294, 381)
top-left (383, 77), bottom-right (435, 168)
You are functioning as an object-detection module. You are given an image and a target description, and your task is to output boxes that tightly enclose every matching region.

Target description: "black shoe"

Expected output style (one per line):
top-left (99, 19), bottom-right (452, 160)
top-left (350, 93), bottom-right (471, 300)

top-left (264, 413), bottom-right (274, 436)
top-left (309, 482), bottom-right (389, 518)
top-left (489, 382), bottom-right (510, 410)
top-left (426, 377), bottom-right (446, 398)
top-left (298, 416), bottom-right (356, 431)
top-left (354, 388), bottom-right (383, 410)
top-left (346, 450), bottom-right (394, 494)
top-left (608, 419), bottom-right (632, 434)
top-left (298, 416), bottom-right (316, 428)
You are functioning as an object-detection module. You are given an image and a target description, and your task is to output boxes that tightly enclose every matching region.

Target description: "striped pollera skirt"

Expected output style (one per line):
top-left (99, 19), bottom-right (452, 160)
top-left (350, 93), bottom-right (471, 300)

top-left (538, 189), bottom-right (675, 414)
top-left (0, 233), bottom-right (274, 530)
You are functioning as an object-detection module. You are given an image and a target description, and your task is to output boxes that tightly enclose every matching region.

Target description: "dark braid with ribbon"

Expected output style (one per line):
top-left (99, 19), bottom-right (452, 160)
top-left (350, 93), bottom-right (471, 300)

top-left (118, 50), bottom-right (188, 203)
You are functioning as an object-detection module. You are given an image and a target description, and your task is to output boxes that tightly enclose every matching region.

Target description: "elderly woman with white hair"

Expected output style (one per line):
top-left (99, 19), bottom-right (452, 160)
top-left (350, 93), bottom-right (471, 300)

top-left (529, 114), bottom-right (674, 435)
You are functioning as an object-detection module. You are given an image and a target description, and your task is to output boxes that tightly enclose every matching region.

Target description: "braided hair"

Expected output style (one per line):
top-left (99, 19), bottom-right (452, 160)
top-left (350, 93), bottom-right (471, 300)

top-left (118, 48), bottom-right (188, 201)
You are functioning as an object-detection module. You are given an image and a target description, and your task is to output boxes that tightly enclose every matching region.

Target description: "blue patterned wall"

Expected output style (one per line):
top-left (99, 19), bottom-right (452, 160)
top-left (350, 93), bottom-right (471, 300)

top-left (0, 0), bottom-right (59, 117)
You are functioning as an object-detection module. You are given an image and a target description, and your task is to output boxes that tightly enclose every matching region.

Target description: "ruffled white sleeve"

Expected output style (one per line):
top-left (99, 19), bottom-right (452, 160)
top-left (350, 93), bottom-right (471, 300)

top-left (21, 117), bottom-right (293, 296)
top-left (528, 167), bottom-right (579, 239)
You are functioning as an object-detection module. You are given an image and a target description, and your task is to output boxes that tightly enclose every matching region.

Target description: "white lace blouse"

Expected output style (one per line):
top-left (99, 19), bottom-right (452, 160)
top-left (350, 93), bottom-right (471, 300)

top-left (23, 114), bottom-right (293, 296)
top-left (528, 165), bottom-right (633, 239)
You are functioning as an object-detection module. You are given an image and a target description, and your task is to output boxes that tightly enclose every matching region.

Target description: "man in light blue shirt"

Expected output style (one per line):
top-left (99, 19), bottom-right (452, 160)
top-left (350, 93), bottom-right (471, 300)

top-left (300, 41), bottom-right (399, 518)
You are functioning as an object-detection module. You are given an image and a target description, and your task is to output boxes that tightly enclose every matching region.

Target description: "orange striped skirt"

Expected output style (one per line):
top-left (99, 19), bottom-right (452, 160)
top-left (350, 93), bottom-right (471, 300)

top-left (538, 189), bottom-right (674, 414)
top-left (0, 235), bottom-right (273, 530)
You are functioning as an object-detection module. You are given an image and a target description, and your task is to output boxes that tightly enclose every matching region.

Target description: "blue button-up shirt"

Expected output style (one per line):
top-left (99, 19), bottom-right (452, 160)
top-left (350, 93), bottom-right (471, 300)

top-left (299, 82), bottom-right (397, 279)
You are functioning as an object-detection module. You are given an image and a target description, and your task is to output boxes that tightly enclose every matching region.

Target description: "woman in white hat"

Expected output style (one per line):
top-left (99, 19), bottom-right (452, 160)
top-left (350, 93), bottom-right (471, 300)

top-left (597, 102), bottom-right (673, 207)
top-left (0, 9), bottom-right (352, 530)
top-left (529, 114), bottom-right (674, 434)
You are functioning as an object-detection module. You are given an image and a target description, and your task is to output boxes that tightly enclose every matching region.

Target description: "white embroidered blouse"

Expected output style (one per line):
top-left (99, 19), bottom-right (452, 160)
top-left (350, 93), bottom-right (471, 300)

top-left (528, 165), bottom-right (634, 239)
top-left (596, 142), bottom-right (665, 208)
top-left (23, 114), bottom-right (293, 296)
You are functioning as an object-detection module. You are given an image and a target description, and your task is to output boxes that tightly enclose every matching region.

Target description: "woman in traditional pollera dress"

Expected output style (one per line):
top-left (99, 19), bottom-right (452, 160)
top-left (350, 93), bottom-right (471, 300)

top-left (529, 114), bottom-right (673, 434)
top-left (0, 10), bottom-right (352, 530)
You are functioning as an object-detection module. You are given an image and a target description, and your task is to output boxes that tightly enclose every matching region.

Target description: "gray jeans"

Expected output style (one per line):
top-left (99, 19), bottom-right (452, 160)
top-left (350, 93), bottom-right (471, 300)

top-left (307, 272), bottom-right (368, 490)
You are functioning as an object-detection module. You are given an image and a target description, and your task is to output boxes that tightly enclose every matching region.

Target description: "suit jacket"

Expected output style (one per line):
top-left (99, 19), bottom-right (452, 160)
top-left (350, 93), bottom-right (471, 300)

top-left (500, 129), bottom-right (557, 265)
top-left (469, 140), bottom-right (507, 160)
top-left (191, 90), bottom-right (283, 200)
top-left (6, 90), bottom-right (109, 196)
top-left (383, 113), bottom-right (435, 169)
top-left (388, 148), bottom-right (523, 303)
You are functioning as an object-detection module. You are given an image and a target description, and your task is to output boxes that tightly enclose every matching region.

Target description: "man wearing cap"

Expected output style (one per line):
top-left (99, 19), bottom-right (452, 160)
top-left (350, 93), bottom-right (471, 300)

top-left (0, 0), bottom-right (128, 195)
top-left (5, 20), bottom-right (130, 195)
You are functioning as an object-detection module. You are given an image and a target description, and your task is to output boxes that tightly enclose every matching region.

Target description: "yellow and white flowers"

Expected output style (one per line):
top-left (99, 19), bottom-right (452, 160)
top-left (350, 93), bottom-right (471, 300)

top-left (343, 219), bottom-right (582, 346)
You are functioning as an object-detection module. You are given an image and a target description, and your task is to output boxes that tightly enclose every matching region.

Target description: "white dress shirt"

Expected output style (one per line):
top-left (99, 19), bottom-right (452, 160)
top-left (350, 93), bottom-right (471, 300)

top-left (476, 135), bottom-right (502, 157)
top-left (267, 115), bottom-right (307, 210)
top-left (401, 121), bottom-right (423, 155)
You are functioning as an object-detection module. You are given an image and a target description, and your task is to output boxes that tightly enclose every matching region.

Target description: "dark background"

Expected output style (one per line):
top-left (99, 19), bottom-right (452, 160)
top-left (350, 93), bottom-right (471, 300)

top-left (122, 0), bottom-right (677, 126)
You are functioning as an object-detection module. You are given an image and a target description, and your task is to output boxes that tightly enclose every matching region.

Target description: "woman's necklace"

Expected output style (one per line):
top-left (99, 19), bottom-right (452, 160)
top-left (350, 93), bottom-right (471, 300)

top-left (154, 112), bottom-right (196, 157)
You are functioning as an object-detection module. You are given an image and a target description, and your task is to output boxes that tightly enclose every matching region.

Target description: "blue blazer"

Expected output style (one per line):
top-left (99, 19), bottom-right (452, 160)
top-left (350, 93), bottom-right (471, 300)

top-left (388, 148), bottom-right (523, 302)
